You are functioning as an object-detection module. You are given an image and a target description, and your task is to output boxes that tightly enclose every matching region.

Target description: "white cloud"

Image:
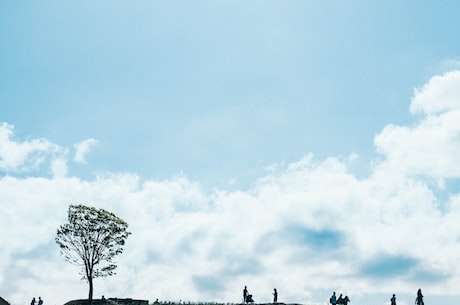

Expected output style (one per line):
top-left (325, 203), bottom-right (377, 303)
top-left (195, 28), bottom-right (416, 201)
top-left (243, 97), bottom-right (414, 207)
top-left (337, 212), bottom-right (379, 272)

top-left (0, 122), bottom-right (69, 174)
top-left (375, 70), bottom-right (460, 179)
top-left (410, 70), bottom-right (460, 114)
top-left (3, 70), bottom-right (460, 305)
top-left (74, 138), bottom-right (98, 164)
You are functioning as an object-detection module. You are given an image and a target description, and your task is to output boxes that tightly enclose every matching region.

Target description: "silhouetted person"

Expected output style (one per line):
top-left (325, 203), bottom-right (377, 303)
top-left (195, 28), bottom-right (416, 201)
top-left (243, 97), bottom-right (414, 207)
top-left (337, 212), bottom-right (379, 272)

top-left (391, 294), bottom-right (396, 305)
top-left (31, 298), bottom-right (36, 305)
top-left (273, 288), bottom-right (278, 303)
top-left (337, 295), bottom-right (350, 305)
top-left (243, 286), bottom-right (248, 303)
top-left (38, 297), bottom-right (43, 305)
top-left (416, 289), bottom-right (424, 305)
top-left (330, 292), bottom-right (337, 305)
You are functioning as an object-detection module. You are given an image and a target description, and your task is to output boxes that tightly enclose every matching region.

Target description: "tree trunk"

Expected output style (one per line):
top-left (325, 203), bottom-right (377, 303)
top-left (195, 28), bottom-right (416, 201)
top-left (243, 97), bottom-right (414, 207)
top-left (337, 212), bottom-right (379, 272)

top-left (88, 276), bottom-right (93, 305)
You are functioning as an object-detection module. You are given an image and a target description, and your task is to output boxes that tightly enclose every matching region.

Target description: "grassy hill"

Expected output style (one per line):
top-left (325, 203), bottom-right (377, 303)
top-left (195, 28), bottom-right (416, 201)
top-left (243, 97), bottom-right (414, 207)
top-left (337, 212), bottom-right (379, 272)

top-left (64, 299), bottom-right (311, 305)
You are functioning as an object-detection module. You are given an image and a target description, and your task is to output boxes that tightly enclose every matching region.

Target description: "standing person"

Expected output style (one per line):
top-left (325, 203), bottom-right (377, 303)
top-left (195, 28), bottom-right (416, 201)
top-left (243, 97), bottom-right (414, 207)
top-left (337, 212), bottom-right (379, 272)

top-left (273, 288), bottom-right (278, 304)
top-left (330, 292), bottom-right (337, 305)
top-left (415, 289), bottom-right (424, 305)
top-left (38, 297), bottom-right (43, 305)
top-left (391, 294), bottom-right (396, 305)
top-left (337, 294), bottom-right (344, 305)
top-left (243, 286), bottom-right (248, 303)
top-left (31, 298), bottom-right (36, 305)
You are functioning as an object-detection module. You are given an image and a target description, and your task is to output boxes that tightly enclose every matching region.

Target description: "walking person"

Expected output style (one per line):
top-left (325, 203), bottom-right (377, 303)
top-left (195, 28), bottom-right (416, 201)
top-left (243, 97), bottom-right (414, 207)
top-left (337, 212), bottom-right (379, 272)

top-left (273, 288), bottom-right (278, 304)
top-left (391, 294), bottom-right (396, 305)
top-left (31, 298), bottom-right (36, 305)
top-left (38, 297), bottom-right (43, 305)
top-left (415, 289), bottom-right (424, 305)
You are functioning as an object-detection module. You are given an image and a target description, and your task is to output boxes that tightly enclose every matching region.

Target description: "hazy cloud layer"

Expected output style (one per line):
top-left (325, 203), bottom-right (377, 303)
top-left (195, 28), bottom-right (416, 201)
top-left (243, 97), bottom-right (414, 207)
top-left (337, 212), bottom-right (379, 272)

top-left (74, 139), bottom-right (98, 164)
top-left (2, 71), bottom-right (460, 305)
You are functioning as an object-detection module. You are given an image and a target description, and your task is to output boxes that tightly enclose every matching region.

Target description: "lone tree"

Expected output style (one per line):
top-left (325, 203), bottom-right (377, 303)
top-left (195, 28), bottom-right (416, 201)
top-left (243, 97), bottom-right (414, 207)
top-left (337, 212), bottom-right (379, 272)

top-left (56, 204), bottom-right (131, 303)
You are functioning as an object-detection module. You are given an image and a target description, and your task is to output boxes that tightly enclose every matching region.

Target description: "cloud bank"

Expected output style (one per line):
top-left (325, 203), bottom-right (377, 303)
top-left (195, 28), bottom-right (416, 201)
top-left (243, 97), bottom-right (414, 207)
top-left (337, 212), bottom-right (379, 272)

top-left (2, 71), bottom-right (460, 305)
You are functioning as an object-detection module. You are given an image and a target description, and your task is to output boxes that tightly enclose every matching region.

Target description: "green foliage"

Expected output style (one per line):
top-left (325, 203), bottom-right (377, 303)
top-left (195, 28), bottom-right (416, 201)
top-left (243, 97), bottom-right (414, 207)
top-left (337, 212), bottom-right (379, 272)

top-left (56, 204), bottom-right (131, 301)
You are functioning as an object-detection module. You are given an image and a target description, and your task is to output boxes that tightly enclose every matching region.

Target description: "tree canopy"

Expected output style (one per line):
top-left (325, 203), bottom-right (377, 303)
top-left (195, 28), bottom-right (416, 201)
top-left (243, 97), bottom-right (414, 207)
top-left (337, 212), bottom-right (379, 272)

top-left (56, 204), bottom-right (131, 303)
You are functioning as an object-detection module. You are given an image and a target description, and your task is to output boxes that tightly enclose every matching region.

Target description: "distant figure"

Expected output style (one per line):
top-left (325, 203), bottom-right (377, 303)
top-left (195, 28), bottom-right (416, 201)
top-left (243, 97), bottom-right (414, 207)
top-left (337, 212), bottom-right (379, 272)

top-left (415, 289), bottom-right (424, 305)
top-left (243, 286), bottom-right (248, 303)
top-left (31, 298), bottom-right (36, 305)
top-left (337, 295), bottom-right (350, 305)
top-left (38, 297), bottom-right (43, 305)
top-left (330, 292), bottom-right (337, 305)
top-left (102, 296), bottom-right (106, 302)
top-left (273, 288), bottom-right (278, 303)
top-left (391, 294), bottom-right (396, 305)
top-left (153, 299), bottom-right (159, 305)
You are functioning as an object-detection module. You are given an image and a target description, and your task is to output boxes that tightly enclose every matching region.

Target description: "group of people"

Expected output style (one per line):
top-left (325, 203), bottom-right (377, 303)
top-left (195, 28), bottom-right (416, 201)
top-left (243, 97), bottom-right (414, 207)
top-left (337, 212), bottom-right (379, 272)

top-left (329, 288), bottom-right (425, 305)
top-left (30, 297), bottom-right (43, 305)
top-left (241, 287), bottom-right (424, 305)
top-left (389, 288), bottom-right (424, 305)
top-left (329, 292), bottom-right (350, 305)
top-left (242, 286), bottom-right (278, 304)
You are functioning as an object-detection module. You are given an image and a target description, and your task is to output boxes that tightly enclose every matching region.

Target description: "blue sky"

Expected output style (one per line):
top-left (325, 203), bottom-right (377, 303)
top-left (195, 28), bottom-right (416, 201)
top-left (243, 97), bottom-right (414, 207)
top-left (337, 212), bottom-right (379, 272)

top-left (3, 0), bottom-right (458, 186)
top-left (2, 2), bottom-right (460, 305)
